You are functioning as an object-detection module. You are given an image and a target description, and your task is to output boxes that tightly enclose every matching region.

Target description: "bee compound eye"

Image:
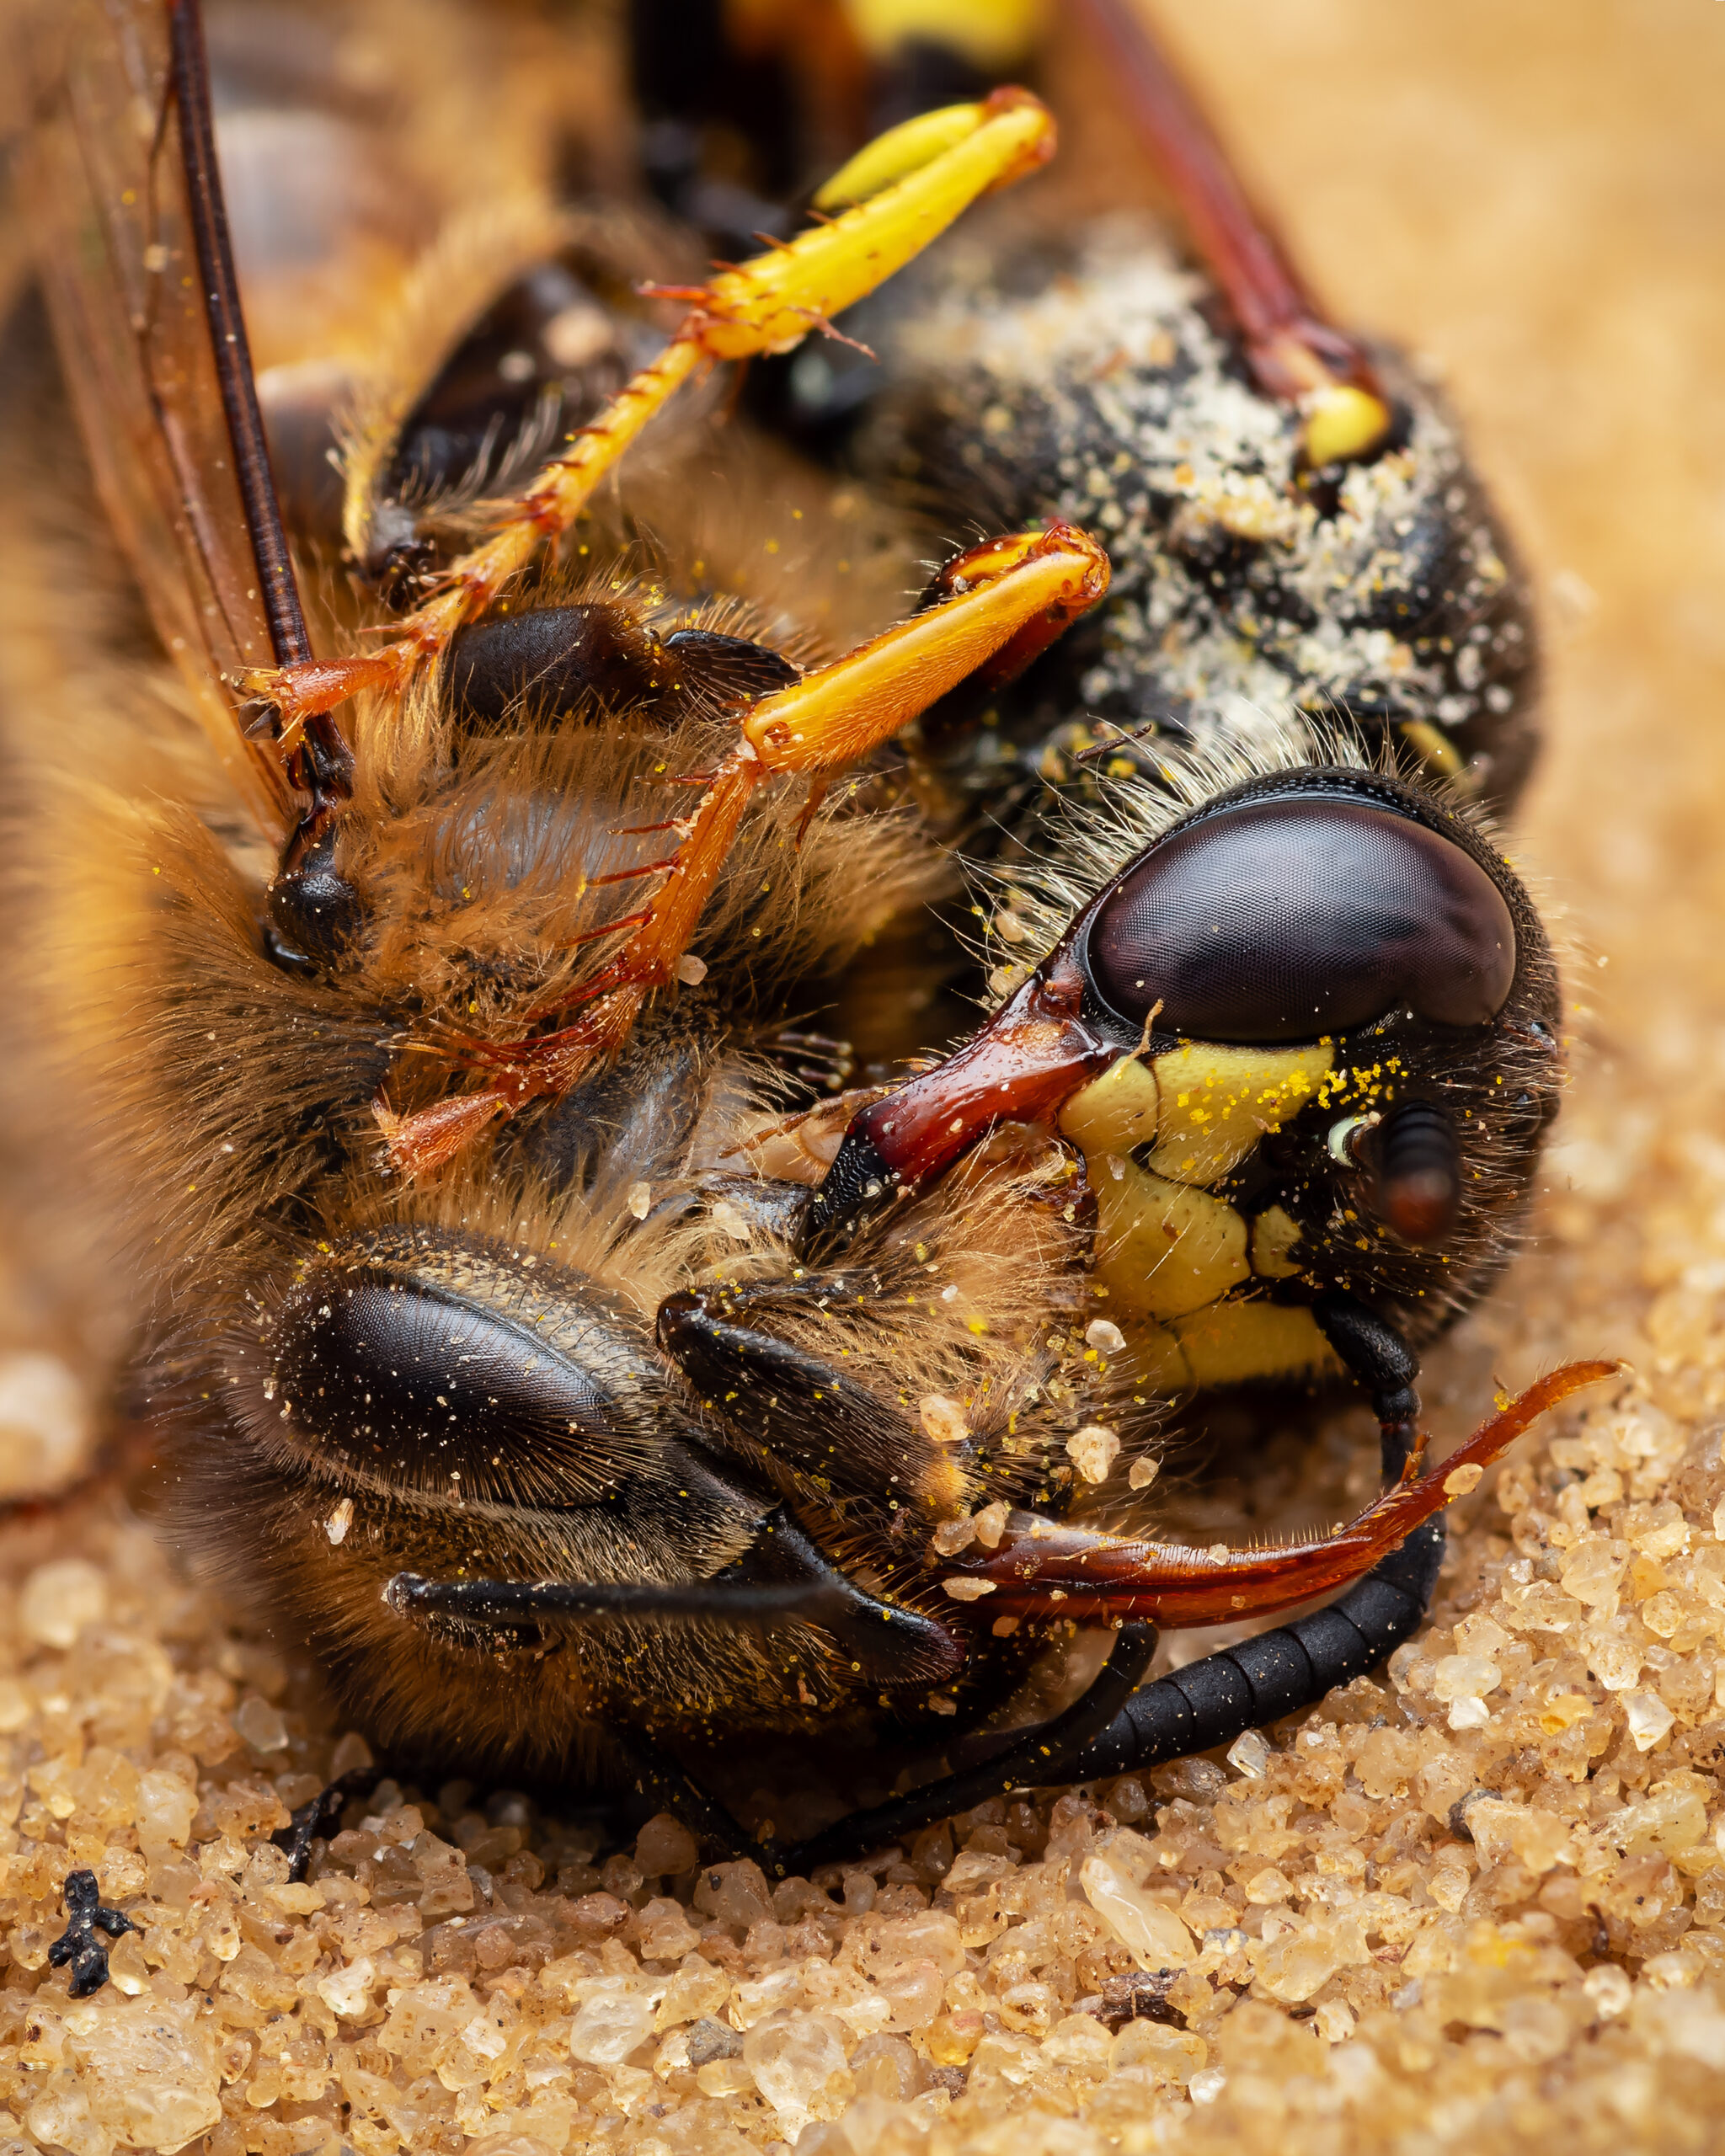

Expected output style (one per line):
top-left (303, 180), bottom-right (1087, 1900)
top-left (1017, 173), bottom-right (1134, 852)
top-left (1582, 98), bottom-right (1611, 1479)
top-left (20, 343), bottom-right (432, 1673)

top-left (268, 1252), bottom-right (651, 1508)
top-left (266, 857), bottom-right (366, 969)
top-left (1085, 796), bottom-right (1518, 1043)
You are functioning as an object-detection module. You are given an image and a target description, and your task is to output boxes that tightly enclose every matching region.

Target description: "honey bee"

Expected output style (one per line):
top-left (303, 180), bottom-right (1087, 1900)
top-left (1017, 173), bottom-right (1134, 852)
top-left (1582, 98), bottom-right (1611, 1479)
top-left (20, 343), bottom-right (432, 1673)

top-left (4, 0), bottom-right (1608, 1985)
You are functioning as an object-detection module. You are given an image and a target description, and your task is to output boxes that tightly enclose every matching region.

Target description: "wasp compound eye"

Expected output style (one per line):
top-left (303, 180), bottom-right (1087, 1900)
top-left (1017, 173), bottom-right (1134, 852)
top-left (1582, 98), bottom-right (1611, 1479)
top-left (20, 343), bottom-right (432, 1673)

top-left (1370, 1099), bottom-right (1464, 1246)
top-left (1086, 797), bottom-right (1517, 1043)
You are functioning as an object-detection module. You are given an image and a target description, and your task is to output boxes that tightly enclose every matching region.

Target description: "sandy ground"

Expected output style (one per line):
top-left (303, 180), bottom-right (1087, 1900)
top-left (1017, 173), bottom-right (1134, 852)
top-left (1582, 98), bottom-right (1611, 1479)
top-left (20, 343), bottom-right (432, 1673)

top-left (2, 3), bottom-right (1724, 2152)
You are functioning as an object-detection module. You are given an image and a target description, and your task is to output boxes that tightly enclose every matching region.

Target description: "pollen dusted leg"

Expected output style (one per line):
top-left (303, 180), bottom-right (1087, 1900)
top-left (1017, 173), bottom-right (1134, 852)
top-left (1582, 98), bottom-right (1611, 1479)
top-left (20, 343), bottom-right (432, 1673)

top-left (377, 522), bottom-right (1110, 1172)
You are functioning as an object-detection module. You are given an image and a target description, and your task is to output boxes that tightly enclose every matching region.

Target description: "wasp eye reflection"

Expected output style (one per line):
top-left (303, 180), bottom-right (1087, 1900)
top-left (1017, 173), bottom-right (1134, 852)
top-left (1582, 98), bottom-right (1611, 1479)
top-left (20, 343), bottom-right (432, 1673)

top-left (1085, 796), bottom-right (1517, 1043)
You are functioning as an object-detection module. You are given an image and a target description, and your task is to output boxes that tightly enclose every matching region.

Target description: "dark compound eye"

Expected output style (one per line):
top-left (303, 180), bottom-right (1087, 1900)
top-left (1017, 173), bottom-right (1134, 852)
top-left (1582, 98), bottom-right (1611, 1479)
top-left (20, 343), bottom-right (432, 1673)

top-left (270, 1259), bottom-right (649, 1508)
top-left (1086, 796), bottom-right (1516, 1043)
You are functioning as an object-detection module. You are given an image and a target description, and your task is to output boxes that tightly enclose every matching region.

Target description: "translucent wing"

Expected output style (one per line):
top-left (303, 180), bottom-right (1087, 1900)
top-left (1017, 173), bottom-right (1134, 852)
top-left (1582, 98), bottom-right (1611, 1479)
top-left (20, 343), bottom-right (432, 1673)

top-left (13, 0), bottom-right (293, 834)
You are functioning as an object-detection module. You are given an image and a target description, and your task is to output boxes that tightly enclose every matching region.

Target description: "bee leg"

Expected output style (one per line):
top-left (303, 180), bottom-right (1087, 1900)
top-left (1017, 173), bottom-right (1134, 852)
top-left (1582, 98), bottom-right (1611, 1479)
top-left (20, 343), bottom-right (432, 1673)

top-left (446, 604), bottom-right (799, 733)
top-left (611, 1729), bottom-right (752, 1863)
top-left (773, 1359), bottom-right (1611, 1867)
top-left (655, 1284), bottom-right (972, 1522)
top-left (387, 1513), bottom-right (960, 1687)
top-left (46, 1869), bottom-right (136, 1999)
top-left (769, 1623), bottom-right (1158, 1878)
top-left (250, 92), bottom-right (1059, 730)
top-left (271, 1747), bottom-right (750, 1881)
top-left (773, 1302), bottom-right (1415, 1877)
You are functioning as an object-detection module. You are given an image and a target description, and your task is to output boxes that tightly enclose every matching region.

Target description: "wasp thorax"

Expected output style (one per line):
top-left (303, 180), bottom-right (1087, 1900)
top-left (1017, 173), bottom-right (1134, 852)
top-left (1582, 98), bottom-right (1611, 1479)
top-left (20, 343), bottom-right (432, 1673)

top-left (1085, 795), bottom-right (1517, 1043)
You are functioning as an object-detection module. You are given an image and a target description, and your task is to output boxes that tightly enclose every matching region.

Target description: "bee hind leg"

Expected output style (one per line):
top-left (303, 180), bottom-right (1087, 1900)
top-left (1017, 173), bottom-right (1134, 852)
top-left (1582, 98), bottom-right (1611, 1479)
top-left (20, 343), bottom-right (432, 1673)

top-left (771, 1622), bottom-right (1158, 1879)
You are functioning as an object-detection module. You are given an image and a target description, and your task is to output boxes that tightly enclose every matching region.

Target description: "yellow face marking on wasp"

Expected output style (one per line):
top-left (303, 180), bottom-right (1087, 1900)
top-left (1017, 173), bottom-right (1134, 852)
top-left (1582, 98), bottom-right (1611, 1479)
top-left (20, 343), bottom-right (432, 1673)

top-left (1133, 1303), bottom-right (1338, 1395)
top-left (1143, 1042), bottom-right (1333, 1186)
top-left (1062, 1043), bottom-right (1338, 1379)
top-left (1060, 1042), bottom-right (1333, 1187)
top-left (1057, 1053), bottom-right (1160, 1156)
top-left (1093, 1170), bottom-right (1248, 1322)
top-left (1250, 1205), bottom-right (1305, 1279)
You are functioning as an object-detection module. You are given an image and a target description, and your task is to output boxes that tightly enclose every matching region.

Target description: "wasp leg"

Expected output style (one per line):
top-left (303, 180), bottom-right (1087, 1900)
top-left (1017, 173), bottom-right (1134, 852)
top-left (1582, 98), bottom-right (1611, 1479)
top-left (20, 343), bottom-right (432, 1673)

top-left (770, 1623), bottom-right (1157, 1878)
top-left (249, 91), bottom-right (1057, 731)
top-left (1070, 0), bottom-right (1391, 465)
top-left (378, 521), bottom-right (1108, 1172)
top-left (47, 1870), bottom-right (136, 1999)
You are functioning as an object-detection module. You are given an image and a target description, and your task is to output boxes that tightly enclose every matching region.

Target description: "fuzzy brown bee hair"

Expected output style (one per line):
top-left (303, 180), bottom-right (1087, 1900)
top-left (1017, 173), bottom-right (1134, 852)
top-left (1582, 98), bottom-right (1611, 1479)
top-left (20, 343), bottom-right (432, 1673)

top-left (1, 0), bottom-right (1609, 1929)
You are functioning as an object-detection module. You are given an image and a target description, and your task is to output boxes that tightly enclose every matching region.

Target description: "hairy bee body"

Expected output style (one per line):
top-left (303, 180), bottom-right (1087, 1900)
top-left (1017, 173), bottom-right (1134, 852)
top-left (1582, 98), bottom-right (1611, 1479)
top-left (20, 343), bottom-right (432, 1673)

top-left (0, 0), bottom-right (1589, 1870)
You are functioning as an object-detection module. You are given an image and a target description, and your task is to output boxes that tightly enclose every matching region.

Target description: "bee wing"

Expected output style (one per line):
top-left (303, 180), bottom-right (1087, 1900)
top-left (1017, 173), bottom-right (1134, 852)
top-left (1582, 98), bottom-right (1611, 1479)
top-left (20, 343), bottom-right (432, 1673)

top-left (14, 0), bottom-right (292, 835)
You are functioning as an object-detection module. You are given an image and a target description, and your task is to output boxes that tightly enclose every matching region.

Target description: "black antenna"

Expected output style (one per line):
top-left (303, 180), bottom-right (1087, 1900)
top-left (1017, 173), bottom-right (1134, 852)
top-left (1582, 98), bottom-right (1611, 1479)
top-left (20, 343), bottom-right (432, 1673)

top-left (167, 0), bottom-right (352, 835)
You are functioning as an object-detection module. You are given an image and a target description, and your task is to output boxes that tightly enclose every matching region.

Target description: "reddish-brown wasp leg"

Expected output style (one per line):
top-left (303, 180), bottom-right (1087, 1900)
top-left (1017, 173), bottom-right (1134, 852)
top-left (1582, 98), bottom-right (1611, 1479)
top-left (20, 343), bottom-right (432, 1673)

top-left (1071, 0), bottom-right (1392, 465)
top-left (377, 524), bottom-right (1111, 1175)
top-left (944, 1360), bottom-right (1618, 1622)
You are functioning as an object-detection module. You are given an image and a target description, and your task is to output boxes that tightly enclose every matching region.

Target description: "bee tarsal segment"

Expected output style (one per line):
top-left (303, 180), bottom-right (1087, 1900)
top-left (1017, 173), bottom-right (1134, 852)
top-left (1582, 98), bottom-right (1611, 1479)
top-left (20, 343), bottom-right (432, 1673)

top-left (244, 91), bottom-right (1057, 734)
